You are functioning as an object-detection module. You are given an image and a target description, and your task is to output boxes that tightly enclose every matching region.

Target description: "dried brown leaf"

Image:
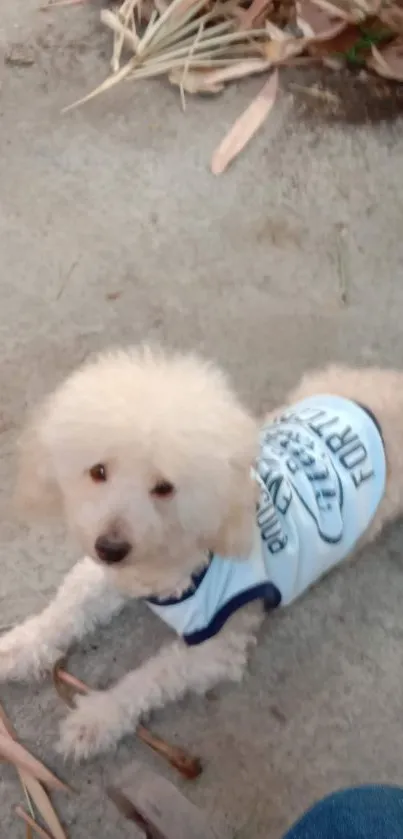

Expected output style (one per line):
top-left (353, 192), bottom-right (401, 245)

top-left (270, 0), bottom-right (296, 26)
top-left (379, 7), bottom-right (403, 34)
top-left (263, 36), bottom-right (306, 60)
top-left (211, 69), bottom-right (279, 175)
top-left (307, 21), bottom-right (367, 56)
top-left (205, 57), bottom-right (272, 81)
top-left (154, 0), bottom-right (169, 12)
top-left (297, 0), bottom-right (334, 33)
top-left (306, 0), bottom-right (356, 21)
top-left (352, 0), bottom-right (380, 14)
top-left (307, 19), bottom-right (348, 39)
top-left (237, 0), bottom-right (270, 29)
top-left (214, 0), bottom-right (250, 19)
top-left (168, 0), bottom-right (205, 19)
top-left (169, 68), bottom-right (224, 91)
top-left (170, 58), bottom-right (271, 91)
top-left (368, 39), bottom-right (403, 80)
top-left (265, 19), bottom-right (288, 38)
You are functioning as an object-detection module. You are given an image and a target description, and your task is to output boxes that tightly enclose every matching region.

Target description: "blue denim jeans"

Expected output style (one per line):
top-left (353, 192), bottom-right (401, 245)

top-left (284, 786), bottom-right (403, 839)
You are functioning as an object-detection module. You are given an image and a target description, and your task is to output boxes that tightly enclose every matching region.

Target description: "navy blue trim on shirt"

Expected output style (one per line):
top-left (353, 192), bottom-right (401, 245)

top-left (146, 554), bottom-right (213, 607)
top-left (355, 401), bottom-right (384, 445)
top-left (182, 582), bottom-right (282, 646)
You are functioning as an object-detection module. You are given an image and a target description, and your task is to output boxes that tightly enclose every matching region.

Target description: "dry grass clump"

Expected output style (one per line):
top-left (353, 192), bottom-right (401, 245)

top-left (49, 0), bottom-right (403, 170)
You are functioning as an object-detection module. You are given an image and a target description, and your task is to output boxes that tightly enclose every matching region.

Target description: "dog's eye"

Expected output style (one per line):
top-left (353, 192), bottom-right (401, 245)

top-left (151, 480), bottom-right (175, 498)
top-left (89, 463), bottom-right (107, 483)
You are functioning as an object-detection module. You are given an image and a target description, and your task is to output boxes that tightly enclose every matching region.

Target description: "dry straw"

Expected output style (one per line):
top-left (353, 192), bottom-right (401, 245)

top-left (55, 0), bottom-right (403, 169)
top-left (0, 701), bottom-right (70, 839)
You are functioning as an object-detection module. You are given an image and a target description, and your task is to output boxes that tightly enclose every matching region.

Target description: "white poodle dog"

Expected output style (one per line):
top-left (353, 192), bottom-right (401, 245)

top-left (0, 347), bottom-right (402, 761)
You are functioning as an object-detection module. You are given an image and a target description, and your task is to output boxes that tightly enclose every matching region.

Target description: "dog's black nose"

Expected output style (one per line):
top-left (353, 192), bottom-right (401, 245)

top-left (95, 536), bottom-right (131, 564)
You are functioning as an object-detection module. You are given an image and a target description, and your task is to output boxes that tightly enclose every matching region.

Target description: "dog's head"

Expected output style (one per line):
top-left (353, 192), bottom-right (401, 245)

top-left (17, 347), bottom-right (258, 596)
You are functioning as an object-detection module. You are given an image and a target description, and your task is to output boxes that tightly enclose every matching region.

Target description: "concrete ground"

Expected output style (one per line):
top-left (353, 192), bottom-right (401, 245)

top-left (1, 1), bottom-right (403, 836)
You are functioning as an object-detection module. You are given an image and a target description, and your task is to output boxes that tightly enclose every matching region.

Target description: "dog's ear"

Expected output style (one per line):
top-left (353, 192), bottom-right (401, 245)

top-left (212, 460), bottom-right (258, 557)
top-left (207, 405), bottom-right (259, 558)
top-left (15, 409), bottom-right (62, 518)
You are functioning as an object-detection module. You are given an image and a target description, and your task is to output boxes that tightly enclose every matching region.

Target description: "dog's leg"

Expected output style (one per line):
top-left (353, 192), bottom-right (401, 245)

top-left (58, 606), bottom-right (263, 760)
top-left (0, 557), bottom-right (125, 682)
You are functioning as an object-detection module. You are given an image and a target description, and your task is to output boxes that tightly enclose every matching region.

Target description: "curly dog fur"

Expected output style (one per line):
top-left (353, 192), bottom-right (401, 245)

top-left (1, 347), bottom-right (402, 760)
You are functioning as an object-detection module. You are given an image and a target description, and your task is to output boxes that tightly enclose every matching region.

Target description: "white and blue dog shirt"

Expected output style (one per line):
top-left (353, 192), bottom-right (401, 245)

top-left (146, 395), bottom-right (386, 646)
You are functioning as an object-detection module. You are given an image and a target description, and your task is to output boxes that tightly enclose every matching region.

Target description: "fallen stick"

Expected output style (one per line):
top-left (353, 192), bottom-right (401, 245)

top-left (0, 701), bottom-right (17, 738)
top-left (0, 732), bottom-right (69, 792)
top-left (53, 662), bottom-right (202, 780)
top-left (0, 701), bottom-right (69, 839)
top-left (15, 807), bottom-right (54, 839)
top-left (135, 724), bottom-right (201, 780)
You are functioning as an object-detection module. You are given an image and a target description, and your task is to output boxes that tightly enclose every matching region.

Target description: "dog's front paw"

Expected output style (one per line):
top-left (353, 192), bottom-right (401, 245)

top-left (0, 620), bottom-right (61, 682)
top-left (57, 692), bottom-right (129, 761)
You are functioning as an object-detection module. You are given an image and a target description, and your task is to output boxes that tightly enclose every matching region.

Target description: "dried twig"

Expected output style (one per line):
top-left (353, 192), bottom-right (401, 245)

top-left (16, 807), bottom-right (54, 839)
top-left (0, 701), bottom-right (69, 839)
top-left (53, 662), bottom-right (202, 780)
top-left (18, 774), bottom-right (68, 839)
top-left (101, 8), bottom-right (141, 57)
top-left (136, 725), bottom-right (202, 779)
top-left (0, 732), bottom-right (69, 792)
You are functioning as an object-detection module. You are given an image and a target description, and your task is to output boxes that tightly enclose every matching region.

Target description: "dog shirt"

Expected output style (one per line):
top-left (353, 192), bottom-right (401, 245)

top-left (146, 395), bottom-right (386, 646)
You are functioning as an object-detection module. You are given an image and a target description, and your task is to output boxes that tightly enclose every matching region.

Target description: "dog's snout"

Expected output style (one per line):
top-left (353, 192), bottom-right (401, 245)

top-left (95, 535), bottom-right (132, 564)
